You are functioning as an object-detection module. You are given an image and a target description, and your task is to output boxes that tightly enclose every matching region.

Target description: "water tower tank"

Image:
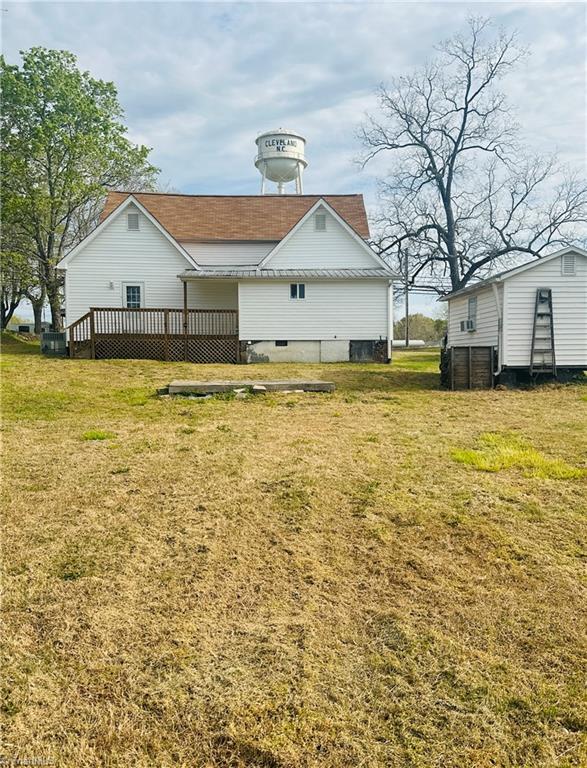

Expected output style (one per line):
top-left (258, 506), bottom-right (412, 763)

top-left (255, 129), bottom-right (307, 194)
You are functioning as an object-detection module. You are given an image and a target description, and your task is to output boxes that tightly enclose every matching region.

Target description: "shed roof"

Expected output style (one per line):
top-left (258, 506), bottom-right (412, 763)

top-left (100, 191), bottom-right (370, 241)
top-left (439, 246), bottom-right (587, 301)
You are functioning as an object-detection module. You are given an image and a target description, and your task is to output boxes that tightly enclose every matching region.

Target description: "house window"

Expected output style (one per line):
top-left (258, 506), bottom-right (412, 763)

top-left (290, 283), bottom-right (306, 300)
top-left (315, 213), bottom-right (327, 231)
top-left (275, 340), bottom-right (288, 347)
top-left (561, 252), bottom-right (576, 275)
top-left (127, 212), bottom-right (140, 231)
top-left (125, 285), bottom-right (142, 308)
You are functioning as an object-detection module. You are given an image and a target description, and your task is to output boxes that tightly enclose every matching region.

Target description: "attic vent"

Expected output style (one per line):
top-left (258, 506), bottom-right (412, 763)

top-left (127, 212), bottom-right (140, 231)
top-left (315, 213), bottom-right (327, 232)
top-left (561, 252), bottom-right (576, 275)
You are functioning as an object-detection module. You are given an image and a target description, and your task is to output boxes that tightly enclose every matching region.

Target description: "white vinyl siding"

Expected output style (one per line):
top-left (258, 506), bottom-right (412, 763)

top-left (238, 280), bottom-right (388, 341)
top-left (267, 208), bottom-right (380, 269)
top-left (181, 242), bottom-right (276, 266)
top-left (447, 286), bottom-right (500, 347)
top-left (503, 253), bottom-right (587, 367)
top-left (64, 203), bottom-right (237, 325)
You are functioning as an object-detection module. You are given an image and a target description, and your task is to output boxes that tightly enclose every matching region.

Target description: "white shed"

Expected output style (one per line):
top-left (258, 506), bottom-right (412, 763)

top-left (441, 246), bottom-right (587, 384)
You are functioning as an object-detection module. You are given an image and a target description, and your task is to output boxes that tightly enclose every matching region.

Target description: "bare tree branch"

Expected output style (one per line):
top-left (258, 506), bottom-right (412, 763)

top-left (358, 16), bottom-right (587, 292)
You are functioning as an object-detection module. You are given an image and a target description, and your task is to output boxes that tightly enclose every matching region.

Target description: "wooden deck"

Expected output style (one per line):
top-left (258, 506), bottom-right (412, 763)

top-left (68, 307), bottom-right (239, 363)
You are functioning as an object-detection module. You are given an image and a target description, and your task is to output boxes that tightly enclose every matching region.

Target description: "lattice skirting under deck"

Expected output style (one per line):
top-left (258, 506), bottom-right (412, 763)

top-left (93, 334), bottom-right (239, 363)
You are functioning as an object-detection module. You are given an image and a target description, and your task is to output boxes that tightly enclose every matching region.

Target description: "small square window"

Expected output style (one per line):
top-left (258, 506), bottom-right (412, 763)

top-left (275, 340), bottom-right (288, 347)
top-left (127, 212), bottom-right (139, 230)
top-left (315, 213), bottom-right (326, 231)
top-left (125, 285), bottom-right (141, 308)
top-left (290, 283), bottom-right (305, 300)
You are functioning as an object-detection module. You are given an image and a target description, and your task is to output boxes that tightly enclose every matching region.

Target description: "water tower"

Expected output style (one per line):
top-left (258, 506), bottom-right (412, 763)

top-left (255, 129), bottom-right (307, 194)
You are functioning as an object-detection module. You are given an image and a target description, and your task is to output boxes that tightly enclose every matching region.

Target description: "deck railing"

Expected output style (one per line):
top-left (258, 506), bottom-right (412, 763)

top-left (90, 307), bottom-right (238, 337)
top-left (67, 307), bottom-right (239, 361)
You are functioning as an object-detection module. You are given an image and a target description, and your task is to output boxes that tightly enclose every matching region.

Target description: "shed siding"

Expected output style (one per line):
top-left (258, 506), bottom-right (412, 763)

top-left (238, 280), bottom-right (388, 341)
top-left (447, 285), bottom-right (500, 348)
top-left (266, 208), bottom-right (380, 269)
top-left (181, 242), bottom-right (275, 266)
top-left (503, 254), bottom-right (587, 367)
top-left (64, 204), bottom-right (236, 325)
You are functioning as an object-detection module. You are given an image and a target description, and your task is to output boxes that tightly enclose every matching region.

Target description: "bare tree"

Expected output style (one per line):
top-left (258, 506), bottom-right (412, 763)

top-left (359, 17), bottom-right (587, 293)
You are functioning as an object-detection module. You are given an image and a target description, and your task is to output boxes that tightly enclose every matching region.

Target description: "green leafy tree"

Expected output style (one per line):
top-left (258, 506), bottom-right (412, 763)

top-left (394, 313), bottom-right (447, 344)
top-left (1, 48), bottom-right (159, 330)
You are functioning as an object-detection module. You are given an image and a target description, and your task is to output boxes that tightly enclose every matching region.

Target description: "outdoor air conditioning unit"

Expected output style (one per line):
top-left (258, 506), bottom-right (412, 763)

top-left (460, 320), bottom-right (476, 332)
top-left (41, 331), bottom-right (68, 357)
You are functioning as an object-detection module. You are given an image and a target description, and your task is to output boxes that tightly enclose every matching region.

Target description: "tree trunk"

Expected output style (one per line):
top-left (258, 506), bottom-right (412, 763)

top-left (32, 301), bottom-right (44, 335)
top-left (1, 301), bottom-right (19, 329)
top-left (48, 290), bottom-right (63, 331)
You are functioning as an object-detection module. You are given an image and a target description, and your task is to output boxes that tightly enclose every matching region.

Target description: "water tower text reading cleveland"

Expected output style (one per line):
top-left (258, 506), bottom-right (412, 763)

top-left (264, 138), bottom-right (299, 151)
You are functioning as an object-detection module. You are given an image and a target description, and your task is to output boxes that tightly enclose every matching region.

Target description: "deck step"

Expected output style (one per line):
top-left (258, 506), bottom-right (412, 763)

top-left (168, 380), bottom-right (335, 395)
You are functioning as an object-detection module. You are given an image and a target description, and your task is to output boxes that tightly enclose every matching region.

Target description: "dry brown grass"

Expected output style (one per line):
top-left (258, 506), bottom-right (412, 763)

top-left (2, 333), bottom-right (586, 767)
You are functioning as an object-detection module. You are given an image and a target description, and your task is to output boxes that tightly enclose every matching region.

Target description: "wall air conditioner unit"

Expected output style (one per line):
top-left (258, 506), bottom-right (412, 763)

top-left (460, 319), bottom-right (476, 332)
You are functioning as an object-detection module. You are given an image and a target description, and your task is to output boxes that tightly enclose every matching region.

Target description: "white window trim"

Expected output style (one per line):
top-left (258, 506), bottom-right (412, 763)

top-left (289, 283), bottom-right (306, 300)
top-left (122, 282), bottom-right (145, 308)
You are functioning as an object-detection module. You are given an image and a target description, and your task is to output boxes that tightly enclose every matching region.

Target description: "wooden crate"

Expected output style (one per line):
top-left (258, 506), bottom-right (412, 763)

top-left (444, 346), bottom-right (495, 390)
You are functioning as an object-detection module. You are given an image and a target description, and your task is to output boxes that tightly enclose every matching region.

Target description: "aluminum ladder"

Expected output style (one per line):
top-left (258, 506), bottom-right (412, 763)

top-left (530, 288), bottom-right (556, 377)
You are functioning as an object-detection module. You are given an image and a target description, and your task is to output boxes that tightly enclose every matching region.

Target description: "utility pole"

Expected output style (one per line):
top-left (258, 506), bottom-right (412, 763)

top-left (404, 250), bottom-right (409, 348)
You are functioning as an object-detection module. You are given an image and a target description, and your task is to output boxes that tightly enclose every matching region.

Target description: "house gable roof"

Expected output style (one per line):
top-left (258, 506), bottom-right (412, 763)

top-left (100, 191), bottom-right (370, 242)
top-left (439, 246), bottom-right (587, 301)
top-left (58, 195), bottom-right (199, 270)
top-left (258, 199), bottom-right (396, 274)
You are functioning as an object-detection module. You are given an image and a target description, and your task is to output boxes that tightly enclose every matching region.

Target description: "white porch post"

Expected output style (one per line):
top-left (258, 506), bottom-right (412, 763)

top-left (387, 280), bottom-right (394, 361)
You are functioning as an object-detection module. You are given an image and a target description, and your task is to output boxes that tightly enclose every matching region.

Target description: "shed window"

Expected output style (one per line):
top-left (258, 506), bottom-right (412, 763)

top-left (315, 213), bottom-right (327, 232)
top-left (561, 253), bottom-right (576, 275)
top-left (468, 296), bottom-right (477, 325)
top-left (275, 340), bottom-right (288, 347)
top-left (125, 285), bottom-right (142, 309)
top-left (127, 212), bottom-right (140, 231)
top-left (290, 283), bottom-right (305, 300)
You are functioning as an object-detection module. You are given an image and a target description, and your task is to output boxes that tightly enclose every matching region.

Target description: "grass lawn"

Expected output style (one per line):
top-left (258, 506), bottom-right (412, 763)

top-left (2, 333), bottom-right (586, 768)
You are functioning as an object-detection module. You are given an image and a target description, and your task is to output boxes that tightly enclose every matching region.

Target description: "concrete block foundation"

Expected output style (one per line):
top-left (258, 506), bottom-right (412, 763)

top-left (240, 339), bottom-right (389, 363)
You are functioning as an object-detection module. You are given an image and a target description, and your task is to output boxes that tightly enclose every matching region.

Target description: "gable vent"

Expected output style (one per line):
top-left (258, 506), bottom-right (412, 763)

top-left (561, 252), bottom-right (576, 275)
top-left (315, 212), bottom-right (326, 231)
top-left (127, 212), bottom-right (140, 231)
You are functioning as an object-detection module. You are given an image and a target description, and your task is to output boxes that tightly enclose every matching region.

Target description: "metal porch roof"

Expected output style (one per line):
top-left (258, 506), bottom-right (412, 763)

top-left (179, 268), bottom-right (396, 280)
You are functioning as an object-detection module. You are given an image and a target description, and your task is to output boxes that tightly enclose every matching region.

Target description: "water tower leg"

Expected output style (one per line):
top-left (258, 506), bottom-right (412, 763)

top-left (296, 165), bottom-right (303, 194)
top-left (277, 182), bottom-right (285, 195)
top-left (260, 174), bottom-right (266, 195)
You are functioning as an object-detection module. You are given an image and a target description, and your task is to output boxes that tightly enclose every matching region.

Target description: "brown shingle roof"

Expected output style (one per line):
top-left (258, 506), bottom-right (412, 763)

top-left (100, 191), bottom-right (370, 241)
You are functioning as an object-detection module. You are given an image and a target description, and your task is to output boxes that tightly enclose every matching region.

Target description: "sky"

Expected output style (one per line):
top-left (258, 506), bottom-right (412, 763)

top-left (2, 0), bottom-right (586, 317)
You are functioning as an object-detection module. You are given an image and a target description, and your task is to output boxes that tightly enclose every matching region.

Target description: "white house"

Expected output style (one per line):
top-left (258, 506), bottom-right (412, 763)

top-left (441, 246), bottom-right (587, 383)
top-left (58, 192), bottom-right (397, 363)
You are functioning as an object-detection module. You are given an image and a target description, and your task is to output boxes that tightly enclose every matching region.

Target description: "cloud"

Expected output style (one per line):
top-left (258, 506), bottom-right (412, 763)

top-left (4, 0), bottom-right (585, 315)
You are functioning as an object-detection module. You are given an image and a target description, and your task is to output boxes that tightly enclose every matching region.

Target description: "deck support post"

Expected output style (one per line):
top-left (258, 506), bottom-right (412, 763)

top-left (164, 309), bottom-right (170, 361)
top-left (183, 281), bottom-right (188, 362)
top-left (89, 308), bottom-right (96, 359)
